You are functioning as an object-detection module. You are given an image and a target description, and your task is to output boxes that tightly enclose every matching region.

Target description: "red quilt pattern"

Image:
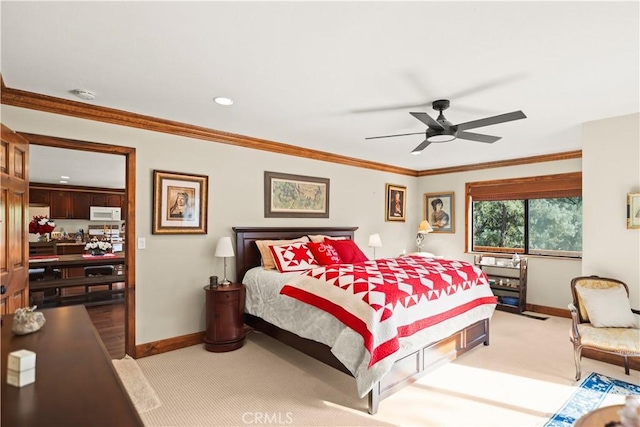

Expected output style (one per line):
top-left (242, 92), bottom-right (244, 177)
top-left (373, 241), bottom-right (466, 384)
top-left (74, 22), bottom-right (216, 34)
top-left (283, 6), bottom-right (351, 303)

top-left (280, 255), bottom-right (496, 366)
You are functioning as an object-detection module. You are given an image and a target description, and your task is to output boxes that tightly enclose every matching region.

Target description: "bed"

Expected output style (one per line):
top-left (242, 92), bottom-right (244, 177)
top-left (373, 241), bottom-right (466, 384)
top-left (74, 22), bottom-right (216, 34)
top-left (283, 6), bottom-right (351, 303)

top-left (234, 226), bottom-right (495, 414)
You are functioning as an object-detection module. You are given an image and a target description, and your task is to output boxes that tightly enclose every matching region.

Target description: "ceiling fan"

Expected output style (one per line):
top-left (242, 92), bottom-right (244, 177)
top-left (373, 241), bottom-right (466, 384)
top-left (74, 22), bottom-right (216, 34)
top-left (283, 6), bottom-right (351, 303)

top-left (365, 99), bottom-right (526, 154)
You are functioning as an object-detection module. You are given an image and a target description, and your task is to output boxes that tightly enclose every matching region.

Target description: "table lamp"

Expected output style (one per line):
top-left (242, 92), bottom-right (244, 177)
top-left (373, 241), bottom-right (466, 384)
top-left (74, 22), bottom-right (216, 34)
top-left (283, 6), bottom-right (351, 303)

top-left (214, 237), bottom-right (235, 285)
top-left (368, 233), bottom-right (382, 259)
top-left (416, 220), bottom-right (433, 252)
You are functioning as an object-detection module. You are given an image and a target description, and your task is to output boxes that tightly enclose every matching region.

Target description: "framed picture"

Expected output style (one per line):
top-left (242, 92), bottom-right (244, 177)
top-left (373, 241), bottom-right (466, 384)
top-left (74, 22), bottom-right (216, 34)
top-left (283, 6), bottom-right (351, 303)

top-left (264, 171), bottom-right (329, 218)
top-left (627, 193), bottom-right (640, 229)
top-left (424, 192), bottom-right (455, 233)
top-left (152, 170), bottom-right (208, 234)
top-left (385, 184), bottom-right (407, 222)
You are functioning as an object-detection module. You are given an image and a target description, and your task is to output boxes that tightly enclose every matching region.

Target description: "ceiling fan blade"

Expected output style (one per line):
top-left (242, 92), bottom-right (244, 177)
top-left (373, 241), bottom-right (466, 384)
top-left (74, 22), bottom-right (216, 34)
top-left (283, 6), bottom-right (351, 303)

top-left (411, 139), bottom-right (432, 154)
top-left (353, 101), bottom-right (431, 114)
top-left (456, 110), bottom-right (527, 131)
top-left (410, 112), bottom-right (444, 130)
top-left (456, 131), bottom-right (501, 144)
top-left (365, 131), bottom-right (424, 140)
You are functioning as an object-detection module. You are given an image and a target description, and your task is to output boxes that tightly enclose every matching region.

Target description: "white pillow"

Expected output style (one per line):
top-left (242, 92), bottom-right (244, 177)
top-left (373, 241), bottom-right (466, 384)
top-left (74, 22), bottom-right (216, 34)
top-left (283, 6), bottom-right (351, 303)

top-left (576, 285), bottom-right (638, 328)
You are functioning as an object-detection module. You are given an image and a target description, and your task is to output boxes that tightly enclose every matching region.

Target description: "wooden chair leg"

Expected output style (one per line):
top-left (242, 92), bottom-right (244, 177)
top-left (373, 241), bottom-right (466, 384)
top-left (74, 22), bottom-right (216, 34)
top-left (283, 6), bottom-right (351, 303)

top-left (574, 344), bottom-right (582, 381)
top-left (624, 356), bottom-right (630, 375)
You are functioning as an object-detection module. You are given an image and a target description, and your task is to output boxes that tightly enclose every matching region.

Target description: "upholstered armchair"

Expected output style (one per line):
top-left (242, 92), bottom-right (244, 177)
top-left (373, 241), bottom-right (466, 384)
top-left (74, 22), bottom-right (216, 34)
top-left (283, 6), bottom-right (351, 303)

top-left (569, 275), bottom-right (640, 381)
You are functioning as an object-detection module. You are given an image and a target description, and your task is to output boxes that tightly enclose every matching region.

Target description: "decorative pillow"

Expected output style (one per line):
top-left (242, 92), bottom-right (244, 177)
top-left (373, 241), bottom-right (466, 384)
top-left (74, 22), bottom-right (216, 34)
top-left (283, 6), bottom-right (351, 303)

top-left (256, 236), bottom-right (309, 270)
top-left (307, 241), bottom-right (343, 265)
top-left (324, 238), bottom-right (369, 264)
top-left (308, 234), bottom-right (347, 243)
top-left (269, 242), bottom-right (319, 273)
top-left (576, 285), bottom-right (638, 328)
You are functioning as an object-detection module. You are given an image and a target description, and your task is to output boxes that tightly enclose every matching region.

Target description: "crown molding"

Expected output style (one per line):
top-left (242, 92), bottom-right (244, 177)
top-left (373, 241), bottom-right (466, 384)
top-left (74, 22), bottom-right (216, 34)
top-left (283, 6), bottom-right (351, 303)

top-left (1, 81), bottom-right (581, 177)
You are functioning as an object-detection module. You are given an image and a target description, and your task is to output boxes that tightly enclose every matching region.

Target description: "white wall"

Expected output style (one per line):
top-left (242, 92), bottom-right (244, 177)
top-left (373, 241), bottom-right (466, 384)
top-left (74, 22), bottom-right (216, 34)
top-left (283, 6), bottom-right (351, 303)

top-left (582, 113), bottom-right (640, 308)
top-left (2, 105), bottom-right (420, 343)
top-left (417, 158), bottom-right (583, 309)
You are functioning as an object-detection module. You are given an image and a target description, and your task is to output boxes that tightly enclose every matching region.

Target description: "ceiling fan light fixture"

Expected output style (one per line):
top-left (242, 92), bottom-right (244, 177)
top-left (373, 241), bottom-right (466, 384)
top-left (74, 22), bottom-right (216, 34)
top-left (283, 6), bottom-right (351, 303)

top-left (426, 127), bottom-right (457, 143)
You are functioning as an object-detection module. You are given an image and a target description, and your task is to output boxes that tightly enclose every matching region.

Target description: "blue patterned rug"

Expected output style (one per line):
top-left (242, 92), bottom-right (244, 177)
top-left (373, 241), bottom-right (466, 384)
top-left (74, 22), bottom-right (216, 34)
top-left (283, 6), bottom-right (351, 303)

top-left (545, 372), bottom-right (640, 427)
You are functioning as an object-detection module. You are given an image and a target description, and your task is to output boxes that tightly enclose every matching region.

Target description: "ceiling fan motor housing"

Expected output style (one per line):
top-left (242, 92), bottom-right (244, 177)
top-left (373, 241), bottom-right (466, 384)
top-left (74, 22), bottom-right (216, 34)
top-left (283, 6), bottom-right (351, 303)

top-left (427, 127), bottom-right (456, 143)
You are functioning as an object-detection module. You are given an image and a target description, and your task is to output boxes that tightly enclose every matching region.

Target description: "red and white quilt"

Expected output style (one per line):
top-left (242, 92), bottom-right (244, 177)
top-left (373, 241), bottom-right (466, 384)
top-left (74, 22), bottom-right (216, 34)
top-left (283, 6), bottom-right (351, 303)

top-left (280, 255), bottom-right (496, 367)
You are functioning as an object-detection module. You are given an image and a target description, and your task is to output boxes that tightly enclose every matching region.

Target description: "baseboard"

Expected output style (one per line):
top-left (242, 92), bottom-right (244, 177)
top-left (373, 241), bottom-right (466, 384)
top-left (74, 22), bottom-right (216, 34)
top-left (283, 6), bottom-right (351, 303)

top-left (526, 304), bottom-right (571, 319)
top-left (135, 331), bottom-right (205, 358)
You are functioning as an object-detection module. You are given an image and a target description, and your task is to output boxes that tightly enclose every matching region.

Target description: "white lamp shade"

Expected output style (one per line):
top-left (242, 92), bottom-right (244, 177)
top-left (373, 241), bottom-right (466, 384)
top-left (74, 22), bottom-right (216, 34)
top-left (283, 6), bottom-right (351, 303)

top-left (368, 233), bottom-right (382, 248)
top-left (418, 220), bottom-right (433, 234)
top-left (214, 237), bottom-right (235, 258)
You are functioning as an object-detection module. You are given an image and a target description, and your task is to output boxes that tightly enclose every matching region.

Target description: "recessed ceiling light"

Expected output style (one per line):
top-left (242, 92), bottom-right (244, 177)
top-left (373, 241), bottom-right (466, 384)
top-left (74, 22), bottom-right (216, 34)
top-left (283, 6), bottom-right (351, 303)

top-left (60, 175), bottom-right (70, 179)
top-left (214, 97), bottom-right (233, 106)
top-left (71, 89), bottom-right (96, 100)
top-left (59, 180), bottom-right (68, 184)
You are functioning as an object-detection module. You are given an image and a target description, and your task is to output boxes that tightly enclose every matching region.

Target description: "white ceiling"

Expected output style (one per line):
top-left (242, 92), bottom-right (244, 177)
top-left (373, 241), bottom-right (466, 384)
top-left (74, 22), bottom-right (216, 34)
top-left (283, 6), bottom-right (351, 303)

top-left (2, 1), bottom-right (639, 185)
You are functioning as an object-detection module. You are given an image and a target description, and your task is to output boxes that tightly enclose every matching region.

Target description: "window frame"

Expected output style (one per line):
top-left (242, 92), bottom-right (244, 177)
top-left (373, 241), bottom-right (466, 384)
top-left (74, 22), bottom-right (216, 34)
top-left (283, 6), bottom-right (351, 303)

top-left (465, 172), bottom-right (582, 257)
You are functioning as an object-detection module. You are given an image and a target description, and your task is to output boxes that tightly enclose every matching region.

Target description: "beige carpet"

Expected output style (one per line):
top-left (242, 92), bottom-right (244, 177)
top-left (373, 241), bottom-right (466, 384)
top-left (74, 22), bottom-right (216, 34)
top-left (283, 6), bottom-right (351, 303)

top-left (112, 355), bottom-right (162, 414)
top-left (134, 311), bottom-right (639, 426)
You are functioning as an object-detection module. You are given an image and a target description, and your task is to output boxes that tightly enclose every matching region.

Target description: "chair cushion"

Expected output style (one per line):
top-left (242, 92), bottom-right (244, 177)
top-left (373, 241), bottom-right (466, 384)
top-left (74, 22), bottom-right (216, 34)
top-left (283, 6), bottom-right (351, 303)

top-left (575, 284), bottom-right (637, 328)
top-left (577, 324), bottom-right (640, 354)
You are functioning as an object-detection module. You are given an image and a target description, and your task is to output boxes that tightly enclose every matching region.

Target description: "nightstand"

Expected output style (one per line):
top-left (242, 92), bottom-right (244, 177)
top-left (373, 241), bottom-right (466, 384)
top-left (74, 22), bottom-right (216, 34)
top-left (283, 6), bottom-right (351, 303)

top-left (203, 282), bottom-right (246, 352)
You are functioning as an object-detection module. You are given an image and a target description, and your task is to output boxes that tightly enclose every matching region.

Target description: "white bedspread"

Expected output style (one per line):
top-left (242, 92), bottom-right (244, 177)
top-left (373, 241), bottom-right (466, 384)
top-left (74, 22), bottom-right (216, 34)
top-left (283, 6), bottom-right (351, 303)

top-left (243, 265), bottom-right (495, 397)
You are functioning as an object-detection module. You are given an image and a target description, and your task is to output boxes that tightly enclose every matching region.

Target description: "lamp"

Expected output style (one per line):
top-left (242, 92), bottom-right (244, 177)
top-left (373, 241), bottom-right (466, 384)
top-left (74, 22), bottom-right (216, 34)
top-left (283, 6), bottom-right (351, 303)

top-left (416, 220), bottom-right (433, 252)
top-left (368, 233), bottom-right (382, 259)
top-left (214, 237), bottom-right (235, 285)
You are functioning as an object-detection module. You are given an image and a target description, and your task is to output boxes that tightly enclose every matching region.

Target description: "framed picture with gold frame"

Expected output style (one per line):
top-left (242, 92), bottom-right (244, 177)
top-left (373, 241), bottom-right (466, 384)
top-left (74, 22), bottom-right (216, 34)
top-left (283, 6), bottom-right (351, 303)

top-left (424, 192), bottom-right (455, 233)
top-left (153, 170), bottom-right (208, 234)
top-left (627, 193), bottom-right (640, 229)
top-left (385, 184), bottom-right (406, 222)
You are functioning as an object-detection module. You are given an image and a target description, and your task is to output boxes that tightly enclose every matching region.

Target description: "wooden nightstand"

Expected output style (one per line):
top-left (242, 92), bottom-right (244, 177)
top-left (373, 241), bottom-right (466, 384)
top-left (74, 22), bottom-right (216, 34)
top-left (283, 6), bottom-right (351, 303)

top-left (203, 282), bottom-right (246, 352)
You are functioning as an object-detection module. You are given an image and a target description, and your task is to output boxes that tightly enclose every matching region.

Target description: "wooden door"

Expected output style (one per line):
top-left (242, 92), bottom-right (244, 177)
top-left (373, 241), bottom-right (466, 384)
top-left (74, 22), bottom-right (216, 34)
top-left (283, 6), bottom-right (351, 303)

top-left (0, 124), bottom-right (29, 314)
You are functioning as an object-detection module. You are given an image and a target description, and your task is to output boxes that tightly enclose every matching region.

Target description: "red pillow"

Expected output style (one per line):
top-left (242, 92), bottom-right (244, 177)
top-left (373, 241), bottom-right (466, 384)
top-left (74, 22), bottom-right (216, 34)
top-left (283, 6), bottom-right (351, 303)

top-left (324, 238), bottom-right (369, 263)
top-left (269, 242), bottom-right (319, 272)
top-left (307, 241), bottom-right (343, 265)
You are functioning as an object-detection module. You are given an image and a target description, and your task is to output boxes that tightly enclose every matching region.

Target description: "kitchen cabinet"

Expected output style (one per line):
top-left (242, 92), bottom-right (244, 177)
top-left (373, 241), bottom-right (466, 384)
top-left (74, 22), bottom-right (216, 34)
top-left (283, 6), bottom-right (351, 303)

top-left (49, 190), bottom-right (71, 219)
top-left (29, 184), bottom-right (125, 220)
top-left (29, 188), bottom-right (50, 205)
top-left (71, 192), bottom-right (92, 220)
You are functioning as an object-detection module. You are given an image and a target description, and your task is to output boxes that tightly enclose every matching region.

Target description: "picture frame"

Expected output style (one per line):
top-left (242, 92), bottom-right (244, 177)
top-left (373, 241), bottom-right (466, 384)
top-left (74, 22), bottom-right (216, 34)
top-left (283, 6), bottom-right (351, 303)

top-left (385, 184), bottom-right (407, 222)
top-left (264, 171), bottom-right (330, 218)
top-left (152, 170), bottom-right (208, 234)
top-left (627, 192), bottom-right (640, 229)
top-left (424, 191), bottom-right (455, 233)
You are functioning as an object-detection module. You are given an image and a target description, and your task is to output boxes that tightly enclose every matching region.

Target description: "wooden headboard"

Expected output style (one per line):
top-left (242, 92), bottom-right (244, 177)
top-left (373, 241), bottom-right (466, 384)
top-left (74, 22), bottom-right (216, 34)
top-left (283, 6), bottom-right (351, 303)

top-left (233, 227), bottom-right (358, 281)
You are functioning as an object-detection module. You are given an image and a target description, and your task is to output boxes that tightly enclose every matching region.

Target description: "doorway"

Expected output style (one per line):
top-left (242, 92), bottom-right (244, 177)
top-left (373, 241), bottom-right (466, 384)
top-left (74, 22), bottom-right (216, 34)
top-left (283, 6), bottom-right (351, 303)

top-left (22, 131), bottom-right (137, 358)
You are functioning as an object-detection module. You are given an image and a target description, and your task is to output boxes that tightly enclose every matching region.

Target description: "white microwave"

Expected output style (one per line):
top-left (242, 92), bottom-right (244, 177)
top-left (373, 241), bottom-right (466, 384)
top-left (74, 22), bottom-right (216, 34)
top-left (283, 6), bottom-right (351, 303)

top-left (90, 206), bottom-right (121, 221)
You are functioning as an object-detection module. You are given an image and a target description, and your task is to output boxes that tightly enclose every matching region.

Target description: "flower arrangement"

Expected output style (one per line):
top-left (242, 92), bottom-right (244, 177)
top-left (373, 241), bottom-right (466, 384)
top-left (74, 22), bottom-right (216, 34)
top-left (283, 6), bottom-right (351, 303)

top-left (29, 215), bottom-right (55, 235)
top-left (84, 238), bottom-right (113, 255)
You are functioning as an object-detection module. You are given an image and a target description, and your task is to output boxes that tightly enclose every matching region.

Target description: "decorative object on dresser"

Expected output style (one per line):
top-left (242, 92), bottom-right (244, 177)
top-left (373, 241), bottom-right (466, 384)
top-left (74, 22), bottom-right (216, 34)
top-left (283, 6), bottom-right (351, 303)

top-left (368, 233), bottom-right (382, 259)
top-left (11, 306), bottom-right (46, 335)
top-left (214, 237), bottom-right (235, 285)
top-left (385, 183), bottom-right (406, 222)
top-left (424, 192), bottom-right (455, 233)
top-left (416, 219), bottom-right (433, 251)
top-left (203, 283), bottom-right (246, 352)
top-left (152, 170), bottom-right (208, 235)
top-left (263, 171), bottom-right (330, 218)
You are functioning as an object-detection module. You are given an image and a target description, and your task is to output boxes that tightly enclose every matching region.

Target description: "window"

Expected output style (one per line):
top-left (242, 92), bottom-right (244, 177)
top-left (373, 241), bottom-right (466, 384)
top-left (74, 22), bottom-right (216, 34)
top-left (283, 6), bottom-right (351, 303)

top-left (466, 172), bottom-right (582, 258)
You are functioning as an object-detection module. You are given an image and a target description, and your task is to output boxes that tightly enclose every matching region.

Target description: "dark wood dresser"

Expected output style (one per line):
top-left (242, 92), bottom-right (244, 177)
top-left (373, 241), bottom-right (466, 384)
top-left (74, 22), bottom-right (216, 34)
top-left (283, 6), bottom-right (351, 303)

top-left (1, 305), bottom-right (142, 426)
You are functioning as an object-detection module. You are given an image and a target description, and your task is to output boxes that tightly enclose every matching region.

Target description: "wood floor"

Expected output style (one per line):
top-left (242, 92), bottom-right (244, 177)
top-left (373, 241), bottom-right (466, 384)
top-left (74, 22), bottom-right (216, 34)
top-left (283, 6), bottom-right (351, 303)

top-left (86, 301), bottom-right (125, 359)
